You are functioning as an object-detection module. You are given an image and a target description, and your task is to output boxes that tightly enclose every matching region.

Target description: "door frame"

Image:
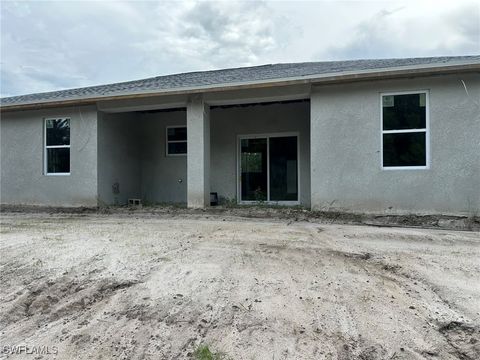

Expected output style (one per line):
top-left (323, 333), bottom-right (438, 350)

top-left (236, 132), bottom-right (300, 205)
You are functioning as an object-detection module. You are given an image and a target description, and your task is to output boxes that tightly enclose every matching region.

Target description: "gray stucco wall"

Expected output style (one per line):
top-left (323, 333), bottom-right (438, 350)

top-left (96, 109), bottom-right (188, 205)
top-left (311, 74), bottom-right (480, 215)
top-left (0, 106), bottom-right (98, 206)
top-left (210, 101), bottom-right (311, 206)
top-left (140, 110), bottom-right (187, 204)
top-left (97, 112), bottom-right (142, 205)
top-left (3, 73), bottom-right (476, 214)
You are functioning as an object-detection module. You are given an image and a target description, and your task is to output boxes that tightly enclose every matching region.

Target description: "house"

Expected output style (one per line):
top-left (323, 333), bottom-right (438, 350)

top-left (1, 56), bottom-right (479, 215)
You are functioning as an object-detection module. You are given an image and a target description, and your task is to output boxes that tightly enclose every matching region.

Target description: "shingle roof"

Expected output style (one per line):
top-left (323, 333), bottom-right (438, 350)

top-left (1, 56), bottom-right (479, 108)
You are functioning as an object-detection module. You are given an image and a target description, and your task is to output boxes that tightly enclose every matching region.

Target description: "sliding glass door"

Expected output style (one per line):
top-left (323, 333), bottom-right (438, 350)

top-left (239, 134), bottom-right (298, 203)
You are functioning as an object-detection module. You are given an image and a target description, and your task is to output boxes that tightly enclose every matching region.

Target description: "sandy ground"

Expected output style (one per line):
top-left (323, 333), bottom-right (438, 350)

top-left (0, 211), bottom-right (479, 360)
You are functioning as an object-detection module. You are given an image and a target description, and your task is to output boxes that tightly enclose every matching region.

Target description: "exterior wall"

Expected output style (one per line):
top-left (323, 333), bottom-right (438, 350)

top-left (3, 72), bottom-right (476, 214)
top-left (0, 106), bottom-right (98, 206)
top-left (311, 73), bottom-right (480, 215)
top-left (140, 110), bottom-right (187, 204)
top-left (210, 101), bottom-right (311, 206)
top-left (97, 112), bottom-right (141, 205)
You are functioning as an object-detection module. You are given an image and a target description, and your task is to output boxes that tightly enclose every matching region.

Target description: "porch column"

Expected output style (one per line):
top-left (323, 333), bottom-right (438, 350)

top-left (187, 95), bottom-right (210, 208)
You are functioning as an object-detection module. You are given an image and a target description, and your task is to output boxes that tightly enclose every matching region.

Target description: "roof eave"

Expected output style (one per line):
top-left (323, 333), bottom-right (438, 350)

top-left (1, 62), bottom-right (479, 112)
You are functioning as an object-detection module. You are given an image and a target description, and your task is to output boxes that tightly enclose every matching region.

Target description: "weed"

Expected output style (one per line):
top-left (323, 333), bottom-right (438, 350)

top-left (141, 201), bottom-right (187, 209)
top-left (220, 196), bottom-right (237, 207)
top-left (193, 344), bottom-right (225, 360)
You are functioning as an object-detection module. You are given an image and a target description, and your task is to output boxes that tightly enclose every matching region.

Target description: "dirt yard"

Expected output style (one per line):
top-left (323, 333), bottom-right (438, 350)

top-left (0, 210), bottom-right (479, 360)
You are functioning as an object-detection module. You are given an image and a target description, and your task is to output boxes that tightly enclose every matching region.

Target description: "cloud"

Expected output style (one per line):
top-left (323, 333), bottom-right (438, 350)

top-left (0, 1), bottom-right (281, 97)
top-left (1, 0), bottom-right (479, 97)
top-left (137, 1), bottom-right (279, 71)
top-left (321, 3), bottom-right (480, 60)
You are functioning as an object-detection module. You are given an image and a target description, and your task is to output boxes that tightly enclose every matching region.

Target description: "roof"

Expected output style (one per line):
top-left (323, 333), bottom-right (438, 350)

top-left (1, 55), bottom-right (479, 109)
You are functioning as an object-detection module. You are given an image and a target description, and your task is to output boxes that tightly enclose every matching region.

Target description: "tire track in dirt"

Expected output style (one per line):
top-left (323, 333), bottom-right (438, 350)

top-left (307, 226), bottom-right (480, 359)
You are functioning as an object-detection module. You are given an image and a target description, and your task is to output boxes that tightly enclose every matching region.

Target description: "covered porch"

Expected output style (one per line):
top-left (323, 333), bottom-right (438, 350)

top-left (96, 87), bottom-right (311, 208)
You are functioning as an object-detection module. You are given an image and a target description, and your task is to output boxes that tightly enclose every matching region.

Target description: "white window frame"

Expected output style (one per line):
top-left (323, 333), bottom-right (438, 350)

top-left (166, 125), bottom-right (187, 157)
top-left (236, 132), bottom-right (300, 206)
top-left (380, 90), bottom-right (430, 170)
top-left (44, 117), bottom-right (71, 176)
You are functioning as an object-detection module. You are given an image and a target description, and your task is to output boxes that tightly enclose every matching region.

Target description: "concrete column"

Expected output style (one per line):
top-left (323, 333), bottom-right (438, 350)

top-left (310, 91), bottom-right (319, 211)
top-left (187, 95), bottom-right (210, 208)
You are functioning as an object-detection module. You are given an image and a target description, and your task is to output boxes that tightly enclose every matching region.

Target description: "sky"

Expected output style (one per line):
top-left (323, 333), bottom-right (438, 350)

top-left (1, 0), bottom-right (479, 97)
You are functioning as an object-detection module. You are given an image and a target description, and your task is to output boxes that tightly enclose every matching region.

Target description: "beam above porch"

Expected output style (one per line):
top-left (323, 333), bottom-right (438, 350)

top-left (96, 84), bottom-right (312, 113)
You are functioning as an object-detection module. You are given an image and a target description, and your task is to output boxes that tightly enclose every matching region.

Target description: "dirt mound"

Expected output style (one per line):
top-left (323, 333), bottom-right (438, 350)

top-left (335, 336), bottom-right (387, 360)
top-left (2, 204), bottom-right (479, 230)
top-left (439, 321), bottom-right (480, 360)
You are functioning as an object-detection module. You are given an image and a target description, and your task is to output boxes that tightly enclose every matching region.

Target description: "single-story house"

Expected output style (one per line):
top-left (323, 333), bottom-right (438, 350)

top-left (1, 56), bottom-right (479, 215)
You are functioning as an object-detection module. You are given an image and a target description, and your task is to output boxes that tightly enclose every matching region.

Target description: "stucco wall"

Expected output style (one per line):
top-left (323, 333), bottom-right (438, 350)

top-left (140, 110), bottom-right (187, 204)
top-left (210, 101), bottom-right (311, 206)
top-left (310, 73), bottom-right (480, 215)
top-left (0, 106), bottom-right (98, 206)
top-left (97, 112), bottom-right (142, 205)
top-left (4, 73), bottom-right (476, 214)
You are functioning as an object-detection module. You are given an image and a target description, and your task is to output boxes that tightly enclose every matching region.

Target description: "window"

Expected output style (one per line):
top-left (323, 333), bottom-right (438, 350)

top-left (45, 118), bottom-right (70, 175)
top-left (381, 91), bottom-right (429, 169)
top-left (166, 126), bottom-right (187, 156)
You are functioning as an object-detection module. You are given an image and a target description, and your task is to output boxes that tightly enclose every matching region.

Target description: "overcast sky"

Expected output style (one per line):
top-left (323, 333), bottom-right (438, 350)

top-left (1, 0), bottom-right (479, 97)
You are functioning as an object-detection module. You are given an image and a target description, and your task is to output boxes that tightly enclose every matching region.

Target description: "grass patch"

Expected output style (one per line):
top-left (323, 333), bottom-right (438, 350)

top-left (193, 344), bottom-right (225, 360)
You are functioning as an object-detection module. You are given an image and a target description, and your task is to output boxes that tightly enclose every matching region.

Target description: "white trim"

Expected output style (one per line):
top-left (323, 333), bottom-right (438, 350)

top-left (45, 173), bottom-right (71, 176)
top-left (382, 89), bottom-right (430, 96)
top-left (382, 128), bottom-right (427, 134)
top-left (44, 117), bottom-right (71, 176)
top-left (165, 125), bottom-right (187, 156)
top-left (380, 90), bottom-right (430, 170)
top-left (236, 132), bottom-right (300, 205)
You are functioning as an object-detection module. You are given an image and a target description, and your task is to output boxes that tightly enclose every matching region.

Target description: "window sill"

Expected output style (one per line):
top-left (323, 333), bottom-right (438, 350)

top-left (239, 201), bottom-right (300, 205)
top-left (382, 166), bottom-right (429, 171)
top-left (45, 173), bottom-right (71, 176)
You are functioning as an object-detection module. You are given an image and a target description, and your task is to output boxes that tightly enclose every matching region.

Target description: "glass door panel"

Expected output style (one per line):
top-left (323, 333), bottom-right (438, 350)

top-left (240, 138), bottom-right (268, 201)
top-left (269, 136), bottom-right (298, 201)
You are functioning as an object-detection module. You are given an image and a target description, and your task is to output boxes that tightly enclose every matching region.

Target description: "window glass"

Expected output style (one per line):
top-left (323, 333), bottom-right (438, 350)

top-left (167, 127), bottom-right (187, 141)
top-left (45, 118), bottom-right (70, 174)
top-left (383, 93), bottom-right (426, 130)
top-left (382, 92), bottom-right (427, 168)
top-left (240, 138), bottom-right (268, 201)
top-left (166, 126), bottom-right (187, 155)
top-left (167, 142), bottom-right (187, 155)
top-left (383, 132), bottom-right (426, 167)
top-left (46, 118), bottom-right (70, 145)
top-left (269, 136), bottom-right (298, 201)
top-left (47, 148), bottom-right (70, 173)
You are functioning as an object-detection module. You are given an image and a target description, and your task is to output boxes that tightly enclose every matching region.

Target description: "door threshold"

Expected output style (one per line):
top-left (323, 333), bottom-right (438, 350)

top-left (238, 201), bottom-right (300, 206)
